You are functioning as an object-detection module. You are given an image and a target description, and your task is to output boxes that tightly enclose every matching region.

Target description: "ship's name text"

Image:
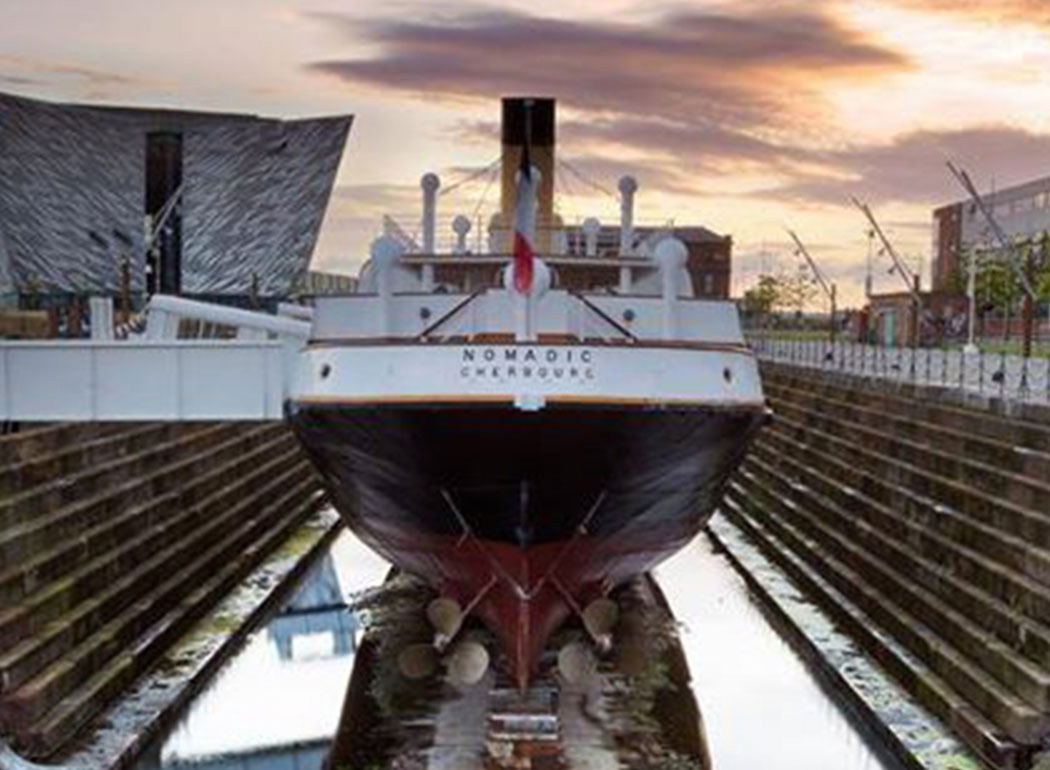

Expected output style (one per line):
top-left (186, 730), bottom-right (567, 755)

top-left (459, 347), bottom-right (594, 381)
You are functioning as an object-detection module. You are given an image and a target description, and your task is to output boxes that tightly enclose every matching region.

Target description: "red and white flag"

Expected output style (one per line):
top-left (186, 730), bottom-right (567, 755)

top-left (512, 148), bottom-right (536, 294)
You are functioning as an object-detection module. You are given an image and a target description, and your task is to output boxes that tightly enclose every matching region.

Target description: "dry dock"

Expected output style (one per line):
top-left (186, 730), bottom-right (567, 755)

top-left (1, 352), bottom-right (1049, 769)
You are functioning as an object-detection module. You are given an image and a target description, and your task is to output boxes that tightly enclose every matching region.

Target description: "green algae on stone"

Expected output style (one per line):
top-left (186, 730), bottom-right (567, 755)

top-left (272, 516), bottom-right (333, 559)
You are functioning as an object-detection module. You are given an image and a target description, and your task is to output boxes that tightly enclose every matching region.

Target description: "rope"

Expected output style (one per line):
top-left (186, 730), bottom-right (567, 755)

top-left (469, 160), bottom-right (501, 224)
top-left (439, 153), bottom-right (504, 198)
top-left (557, 158), bottom-right (618, 201)
top-left (553, 157), bottom-right (581, 227)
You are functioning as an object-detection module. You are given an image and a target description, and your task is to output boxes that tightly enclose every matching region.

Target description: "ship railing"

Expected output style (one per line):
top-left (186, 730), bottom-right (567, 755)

top-left (144, 295), bottom-right (311, 344)
top-left (417, 288), bottom-right (486, 341)
top-left (569, 291), bottom-right (637, 343)
top-left (748, 332), bottom-right (1050, 406)
top-left (414, 287), bottom-right (639, 344)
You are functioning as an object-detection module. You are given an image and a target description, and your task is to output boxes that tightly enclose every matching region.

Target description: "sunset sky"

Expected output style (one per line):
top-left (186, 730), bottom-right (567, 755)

top-left (3, 0), bottom-right (1050, 306)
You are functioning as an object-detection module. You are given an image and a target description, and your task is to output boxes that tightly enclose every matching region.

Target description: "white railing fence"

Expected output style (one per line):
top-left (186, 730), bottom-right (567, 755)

top-left (749, 334), bottom-right (1050, 405)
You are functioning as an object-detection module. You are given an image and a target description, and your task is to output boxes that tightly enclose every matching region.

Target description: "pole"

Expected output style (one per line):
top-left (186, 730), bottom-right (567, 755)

top-left (830, 282), bottom-right (838, 345)
top-left (865, 229), bottom-right (874, 299)
top-left (911, 273), bottom-right (920, 349)
top-left (965, 248), bottom-right (977, 354)
top-left (785, 228), bottom-right (836, 341)
top-left (119, 256), bottom-right (131, 326)
top-left (947, 162), bottom-right (1036, 302)
top-left (1023, 247), bottom-right (1034, 358)
top-left (852, 197), bottom-right (934, 338)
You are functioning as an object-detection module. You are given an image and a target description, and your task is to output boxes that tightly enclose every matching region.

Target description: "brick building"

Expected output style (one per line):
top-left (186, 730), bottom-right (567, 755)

top-left (561, 224), bottom-right (732, 299)
top-left (932, 173), bottom-right (1050, 291)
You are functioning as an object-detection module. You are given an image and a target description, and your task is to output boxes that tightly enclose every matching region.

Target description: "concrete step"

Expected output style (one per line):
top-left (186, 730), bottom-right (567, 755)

top-left (767, 408), bottom-right (1050, 615)
top-left (0, 430), bottom-right (300, 652)
top-left (0, 426), bottom-right (294, 611)
top-left (762, 362), bottom-right (1050, 454)
top-left (752, 426), bottom-right (1050, 669)
top-left (0, 423), bottom-right (201, 500)
top-left (741, 449), bottom-right (1050, 711)
top-left (724, 475), bottom-right (1049, 746)
top-left (718, 493), bottom-right (1024, 768)
top-left (12, 481), bottom-right (326, 759)
top-left (767, 394), bottom-right (1050, 548)
top-left (0, 462), bottom-right (318, 731)
top-left (764, 378), bottom-right (1050, 484)
top-left (0, 441), bottom-right (305, 690)
top-left (0, 422), bottom-right (239, 533)
top-left (0, 423), bottom-right (284, 573)
top-left (0, 424), bottom-right (132, 468)
top-left (767, 393), bottom-right (1050, 519)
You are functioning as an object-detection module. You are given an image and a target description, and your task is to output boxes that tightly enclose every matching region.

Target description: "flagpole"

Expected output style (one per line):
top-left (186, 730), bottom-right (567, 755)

top-left (513, 100), bottom-right (537, 342)
top-left (524, 100), bottom-right (534, 342)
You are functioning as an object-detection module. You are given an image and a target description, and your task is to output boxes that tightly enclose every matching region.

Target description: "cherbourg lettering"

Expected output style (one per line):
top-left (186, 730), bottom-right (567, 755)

top-left (460, 347), bottom-right (595, 381)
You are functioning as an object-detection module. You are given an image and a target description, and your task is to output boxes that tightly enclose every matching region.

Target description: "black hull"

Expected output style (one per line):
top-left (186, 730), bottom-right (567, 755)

top-left (287, 402), bottom-right (766, 683)
top-left (289, 404), bottom-right (763, 549)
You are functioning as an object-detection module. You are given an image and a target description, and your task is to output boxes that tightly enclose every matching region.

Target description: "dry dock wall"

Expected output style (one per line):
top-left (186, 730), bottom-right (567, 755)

top-left (723, 361), bottom-right (1050, 769)
top-left (0, 421), bottom-right (325, 760)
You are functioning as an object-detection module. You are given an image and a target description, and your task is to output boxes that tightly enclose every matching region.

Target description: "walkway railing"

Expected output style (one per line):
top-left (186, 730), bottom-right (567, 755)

top-left (749, 334), bottom-right (1050, 405)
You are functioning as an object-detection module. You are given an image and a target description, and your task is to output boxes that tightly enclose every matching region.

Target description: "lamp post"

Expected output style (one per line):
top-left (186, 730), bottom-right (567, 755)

top-left (947, 161), bottom-right (1037, 357)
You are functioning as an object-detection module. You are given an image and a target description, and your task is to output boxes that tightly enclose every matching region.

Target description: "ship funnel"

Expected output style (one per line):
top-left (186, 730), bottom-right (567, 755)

top-left (500, 97), bottom-right (555, 252)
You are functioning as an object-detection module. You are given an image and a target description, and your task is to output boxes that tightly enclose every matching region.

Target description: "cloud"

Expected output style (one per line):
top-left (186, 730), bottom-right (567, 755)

top-left (447, 106), bottom-right (1050, 221)
top-left (306, 4), bottom-right (909, 134)
top-left (302, 1), bottom-right (1050, 269)
top-left (0, 74), bottom-right (44, 87)
top-left (770, 125), bottom-right (1050, 206)
top-left (891, 0), bottom-right (1050, 26)
top-left (0, 55), bottom-right (158, 95)
top-left (450, 114), bottom-right (827, 197)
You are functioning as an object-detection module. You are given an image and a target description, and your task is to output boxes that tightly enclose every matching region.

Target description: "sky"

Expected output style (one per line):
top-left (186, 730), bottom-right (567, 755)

top-left (3, 0), bottom-right (1050, 307)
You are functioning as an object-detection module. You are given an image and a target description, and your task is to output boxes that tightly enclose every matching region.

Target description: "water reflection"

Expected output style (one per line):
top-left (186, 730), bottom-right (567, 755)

top-left (657, 533), bottom-right (899, 770)
top-left (137, 528), bottom-right (900, 770)
top-left (268, 554), bottom-right (359, 661)
top-left (135, 530), bottom-right (389, 770)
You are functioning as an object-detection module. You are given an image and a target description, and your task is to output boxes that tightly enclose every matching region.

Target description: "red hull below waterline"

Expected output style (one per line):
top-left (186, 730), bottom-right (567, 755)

top-left (288, 403), bottom-right (767, 687)
top-left (428, 532), bottom-right (691, 689)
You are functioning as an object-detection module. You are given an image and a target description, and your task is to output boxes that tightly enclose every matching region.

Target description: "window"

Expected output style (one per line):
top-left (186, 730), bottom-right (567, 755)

top-left (702, 273), bottom-right (715, 295)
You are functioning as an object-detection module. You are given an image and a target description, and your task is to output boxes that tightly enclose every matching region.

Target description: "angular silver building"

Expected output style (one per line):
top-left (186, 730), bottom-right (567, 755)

top-left (0, 91), bottom-right (351, 300)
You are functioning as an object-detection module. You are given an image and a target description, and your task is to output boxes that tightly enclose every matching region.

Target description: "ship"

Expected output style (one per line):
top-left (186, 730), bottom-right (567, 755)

top-left (286, 97), bottom-right (767, 689)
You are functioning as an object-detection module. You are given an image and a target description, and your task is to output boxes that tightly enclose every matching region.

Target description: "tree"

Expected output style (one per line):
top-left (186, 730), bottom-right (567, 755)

top-left (1034, 232), bottom-right (1050, 301)
top-left (778, 266), bottom-right (819, 317)
top-left (741, 274), bottom-right (781, 318)
top-left (975, 251), bottom-right (1019, 312)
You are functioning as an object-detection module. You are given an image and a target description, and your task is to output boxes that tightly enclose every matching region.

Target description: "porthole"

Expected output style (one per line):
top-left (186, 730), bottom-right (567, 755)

top-left (320, 363), bottom-right (332, 379)
top-left (723, 367), bottom-right (733, 384)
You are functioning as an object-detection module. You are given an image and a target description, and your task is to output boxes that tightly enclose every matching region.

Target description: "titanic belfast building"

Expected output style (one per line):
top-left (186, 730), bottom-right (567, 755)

top-left (0, 90), bottom-right (351, 303)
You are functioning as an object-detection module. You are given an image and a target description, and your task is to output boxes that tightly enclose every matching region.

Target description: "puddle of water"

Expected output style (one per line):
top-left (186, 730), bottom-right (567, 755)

top-left (136, 531), bottom-right (389, 769)
top-left (657, 533), bottom-right (898, 770)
